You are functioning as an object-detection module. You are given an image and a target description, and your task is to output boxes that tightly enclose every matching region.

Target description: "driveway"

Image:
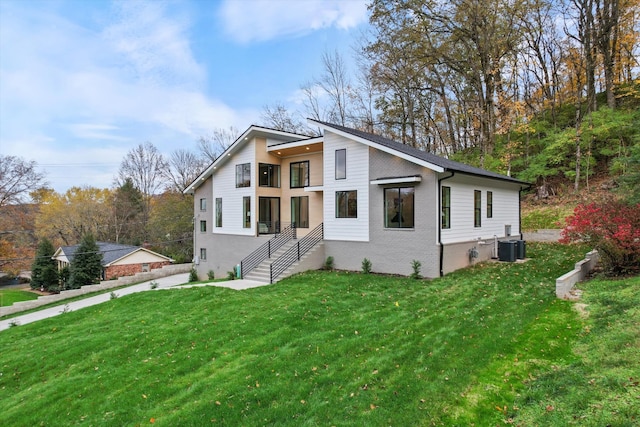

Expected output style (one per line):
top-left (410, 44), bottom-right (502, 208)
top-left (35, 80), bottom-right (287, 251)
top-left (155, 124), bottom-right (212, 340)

top-left (0, 275), bottom-right (268, 332)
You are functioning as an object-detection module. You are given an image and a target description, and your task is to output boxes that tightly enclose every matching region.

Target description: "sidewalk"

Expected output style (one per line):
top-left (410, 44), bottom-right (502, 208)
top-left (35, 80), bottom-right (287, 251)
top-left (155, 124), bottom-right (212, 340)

top-left (0, 275), bottom-right (268, 332)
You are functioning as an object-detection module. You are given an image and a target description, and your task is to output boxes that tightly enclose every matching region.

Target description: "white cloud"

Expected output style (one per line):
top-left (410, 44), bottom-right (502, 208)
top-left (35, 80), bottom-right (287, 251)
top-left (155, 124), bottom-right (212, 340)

top-left (0, 0), bottom-right (254, 191)
top-left (219, 0), bottom-right (368, 44)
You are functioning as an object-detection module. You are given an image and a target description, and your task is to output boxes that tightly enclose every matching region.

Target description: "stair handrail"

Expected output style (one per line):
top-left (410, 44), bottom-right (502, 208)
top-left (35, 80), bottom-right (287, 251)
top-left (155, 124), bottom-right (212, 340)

top-left (270, 223), bottom-right (323, 283)
top-left (240, 224), bottom-right (296, 278)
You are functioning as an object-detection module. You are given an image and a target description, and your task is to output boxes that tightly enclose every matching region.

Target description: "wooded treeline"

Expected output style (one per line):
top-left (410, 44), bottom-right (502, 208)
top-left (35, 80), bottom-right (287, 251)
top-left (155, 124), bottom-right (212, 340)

top-left (265, 0), bottom-right (639, 195)
top-left (0, 133), bottom-right (238, 274)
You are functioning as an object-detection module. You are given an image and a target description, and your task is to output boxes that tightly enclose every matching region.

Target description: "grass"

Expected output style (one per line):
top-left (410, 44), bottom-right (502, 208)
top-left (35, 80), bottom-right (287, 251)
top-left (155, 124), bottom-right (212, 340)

top-left (0, 289), bottom-right (38, 307)
top-left (521, 205), bottom-right (574, 231)
top-left (0, 243), bottom-right (637, 426)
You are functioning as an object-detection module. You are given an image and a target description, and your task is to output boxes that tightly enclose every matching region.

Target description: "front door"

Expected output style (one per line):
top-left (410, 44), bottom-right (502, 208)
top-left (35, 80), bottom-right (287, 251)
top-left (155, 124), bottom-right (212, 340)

top-left (258, 197), bottom-right (280, 234)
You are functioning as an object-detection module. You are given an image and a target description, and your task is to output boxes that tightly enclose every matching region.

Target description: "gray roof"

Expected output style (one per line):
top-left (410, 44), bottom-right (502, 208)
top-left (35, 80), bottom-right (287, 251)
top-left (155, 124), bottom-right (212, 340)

top-left (312, 120), bottom-right (530, 185)
top-left (60, 242), bottom-right (142, 266)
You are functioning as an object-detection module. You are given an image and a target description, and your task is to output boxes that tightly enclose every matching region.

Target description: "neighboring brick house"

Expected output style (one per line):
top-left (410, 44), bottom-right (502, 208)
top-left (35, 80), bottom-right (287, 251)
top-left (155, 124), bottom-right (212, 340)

top-left (184, 120), bottom-right (530, 282)
top-left (52, 242), bottom-right (173, 280)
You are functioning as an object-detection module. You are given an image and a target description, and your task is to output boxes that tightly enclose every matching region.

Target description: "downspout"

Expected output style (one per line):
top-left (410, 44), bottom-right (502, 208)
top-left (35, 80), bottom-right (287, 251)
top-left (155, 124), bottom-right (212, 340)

top-left (438, 171), bottom-right (455, 277)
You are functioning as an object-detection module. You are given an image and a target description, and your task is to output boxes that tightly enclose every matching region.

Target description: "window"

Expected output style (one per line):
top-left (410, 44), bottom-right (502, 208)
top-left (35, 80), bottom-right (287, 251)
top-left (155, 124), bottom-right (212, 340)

top-left (142, 263), bottom-right (150, 272)
top-left (474, 190), bottom-right (482, 227)
top-left (487, 191), bottom-right (493, 218)
top-left (259, 163), bottom-right (280, 187)
top-left (200, 220), bottom-right (207, 232)
top-left (335, 149), bottom-right (346, 180)
top-left (384, 187), bottom-right (415, 228)
top-left (441, 186), bottom-right (451, 229)
top-left (199, 198), bottom-right (206, 211)
top-left (336, 191), bottom-right (357, 218)
top-left (290, 161), bottom-right (309, 188)
top-left (291, 196), bottom-right (309, 228)
top-left (200, 248), bottom-right (207, 260)
top-left (243, 196), bottom-right (251, 228)
top-left (215, 198), bottom-right (222, 227)
top-left (235, 163), bottom-right (251, 188)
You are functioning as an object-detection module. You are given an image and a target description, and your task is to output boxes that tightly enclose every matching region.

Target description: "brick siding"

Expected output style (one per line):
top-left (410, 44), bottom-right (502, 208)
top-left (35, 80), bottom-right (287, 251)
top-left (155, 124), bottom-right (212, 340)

top-left (104, 261), bottom-right (170, 280)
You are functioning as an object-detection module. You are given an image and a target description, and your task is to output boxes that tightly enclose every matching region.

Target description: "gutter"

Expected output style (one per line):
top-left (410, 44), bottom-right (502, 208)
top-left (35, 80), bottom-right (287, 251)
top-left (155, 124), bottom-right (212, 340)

top-left (438, 171), bottom-right (455, 277)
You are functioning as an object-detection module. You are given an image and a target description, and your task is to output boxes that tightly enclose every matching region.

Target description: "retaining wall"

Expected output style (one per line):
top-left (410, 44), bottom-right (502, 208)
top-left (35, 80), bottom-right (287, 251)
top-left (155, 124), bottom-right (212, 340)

top-left (556, 250), bottom-right (599, 299)
top-left (1, 263), bottom-right (192, 317)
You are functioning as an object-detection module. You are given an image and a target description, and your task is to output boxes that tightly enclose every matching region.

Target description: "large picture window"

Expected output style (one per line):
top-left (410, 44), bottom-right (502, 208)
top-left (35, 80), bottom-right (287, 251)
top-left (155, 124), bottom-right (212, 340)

top-left (474, 190), bottom-right (482, 227)
top-left (336, 191), bottom-right (357, 218)
top-left (235, 163), bottom-right (251, 188)
top-left (441, 186), bottom-right (451, 229)
top-left (290, 161), bottom-right (309, 188)
top-left (335, 149), bottom-right (346, 180)
top-left (291, 196), bottom-right (309, 228)
top-left (384, 187), bottom-right (415, 228)
top-left (259, 163), bottom-right (280, 187)
top-left (215, 198), bottom-right (222, 227)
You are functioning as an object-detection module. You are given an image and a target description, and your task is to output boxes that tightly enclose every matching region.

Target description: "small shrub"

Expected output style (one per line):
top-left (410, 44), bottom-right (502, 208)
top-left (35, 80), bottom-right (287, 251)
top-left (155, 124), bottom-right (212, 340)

top-left (323, 256), bottom-right (334, 270)
top-left (361, 258), bottom-right (372, 274)
top-left (110, 292), bottom-right (118, 300)
top-left (149, 281), bottom-right (159, 290)
top-left (189, 268), bottom-right (199, 282)
top-left (207, 270), bottom-right (215, 280)
top-left (561, 200), bottom-right (640, 275)
top-left (410, 260), bottom-right (422, 280)
top-left (9, 320), bottom-right (20, 328)
top-left (226, 270), bottom-right (236, 280)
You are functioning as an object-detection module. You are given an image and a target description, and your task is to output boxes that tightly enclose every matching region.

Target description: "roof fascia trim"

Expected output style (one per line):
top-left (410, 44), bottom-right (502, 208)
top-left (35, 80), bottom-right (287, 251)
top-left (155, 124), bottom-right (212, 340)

top-left (308, 119), bottom-right (445, 173)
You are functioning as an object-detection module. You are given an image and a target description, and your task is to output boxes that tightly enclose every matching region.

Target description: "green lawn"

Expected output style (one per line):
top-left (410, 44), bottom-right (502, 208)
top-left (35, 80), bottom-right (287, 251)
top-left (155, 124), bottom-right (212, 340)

top-left (0, 289), bottom-right (38, 307)
top-left (0, 243), bottom-right (637, 426)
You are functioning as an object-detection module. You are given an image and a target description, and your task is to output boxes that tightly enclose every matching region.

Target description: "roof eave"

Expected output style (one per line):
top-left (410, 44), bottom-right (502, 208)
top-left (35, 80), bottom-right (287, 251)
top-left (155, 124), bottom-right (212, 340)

top-left (308, 119), bottom-right (445, 173)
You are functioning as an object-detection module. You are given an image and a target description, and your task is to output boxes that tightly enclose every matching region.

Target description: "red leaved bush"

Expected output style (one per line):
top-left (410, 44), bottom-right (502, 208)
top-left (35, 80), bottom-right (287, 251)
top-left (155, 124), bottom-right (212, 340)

top-left (560, 201), bottom-right (640, 275)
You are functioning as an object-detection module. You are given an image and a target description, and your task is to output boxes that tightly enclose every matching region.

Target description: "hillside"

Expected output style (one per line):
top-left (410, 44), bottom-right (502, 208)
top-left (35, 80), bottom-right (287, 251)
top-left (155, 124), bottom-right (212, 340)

top-left (1, 243), bottom-right (638, 426)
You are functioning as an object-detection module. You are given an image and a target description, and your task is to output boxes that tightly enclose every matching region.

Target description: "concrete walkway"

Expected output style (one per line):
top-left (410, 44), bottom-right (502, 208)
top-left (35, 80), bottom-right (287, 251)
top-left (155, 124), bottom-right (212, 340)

top-left (0, 275), bottom-right (268, 332)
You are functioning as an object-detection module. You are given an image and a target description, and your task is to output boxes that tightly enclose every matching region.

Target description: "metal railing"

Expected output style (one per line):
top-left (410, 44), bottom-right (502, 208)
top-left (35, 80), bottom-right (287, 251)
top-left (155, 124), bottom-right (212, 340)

top-left (240, 223), bottom-right (296, 278)
top-left (270, 223), bottom-right (323, 283)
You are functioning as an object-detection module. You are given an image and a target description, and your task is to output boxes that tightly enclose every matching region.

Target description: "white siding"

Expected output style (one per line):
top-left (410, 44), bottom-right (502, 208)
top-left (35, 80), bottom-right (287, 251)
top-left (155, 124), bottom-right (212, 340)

top-left (441, 174), bottom-right (521, 244)
top-left (323, 131), bottom-right (369, 241)
top-left (212, 140), bottom-right (255, 236)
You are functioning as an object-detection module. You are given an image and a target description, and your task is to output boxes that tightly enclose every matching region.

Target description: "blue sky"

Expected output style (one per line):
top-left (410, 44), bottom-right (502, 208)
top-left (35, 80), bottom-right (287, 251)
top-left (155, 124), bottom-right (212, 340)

top-left (0, 0), bottom-right (369, 192)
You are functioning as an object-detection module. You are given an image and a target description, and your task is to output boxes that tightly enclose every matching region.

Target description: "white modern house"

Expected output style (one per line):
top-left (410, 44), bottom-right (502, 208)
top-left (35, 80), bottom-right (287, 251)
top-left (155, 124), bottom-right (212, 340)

top-left (184, 120), bottom-right (530, 282)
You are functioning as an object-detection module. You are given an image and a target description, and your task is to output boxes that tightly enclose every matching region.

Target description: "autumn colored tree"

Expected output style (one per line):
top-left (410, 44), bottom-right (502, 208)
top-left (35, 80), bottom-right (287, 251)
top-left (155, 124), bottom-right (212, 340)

top-left (30, 238), bottom-right (58, 291)
top-left (561, 200), bottom-right (640, 275)
top-left (35, 186), bottom-right (112, 247)
top-left (147, 191), bottom-right (193, 263)
top-left (68, 234), bottom-right (103, 289)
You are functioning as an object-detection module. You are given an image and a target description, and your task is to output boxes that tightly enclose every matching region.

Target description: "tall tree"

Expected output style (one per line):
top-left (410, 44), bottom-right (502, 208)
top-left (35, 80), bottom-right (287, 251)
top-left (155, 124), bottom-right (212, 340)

top-left (147, 191), bottom-right (194, 263)
top-left (30, 238), bottom-right (58, 291)
top-left (115, 142), bottom-right (168, 240)
top-left (197, 127), bottom-right (239, 162)
top-left (110, 178), bottom-right (144, 244)
top-left (261, 103), bottom-right (308, 134)
top-left (115, 141), bottom-right (168, 197)
top-left (68, 233), bottom-right (102, 289)
top-left (165, 149), bottom-right (207, 193)
top-left (35, 186), bottom-right (112, 246)
top-left (0, 155), bottom-right (47, 207)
